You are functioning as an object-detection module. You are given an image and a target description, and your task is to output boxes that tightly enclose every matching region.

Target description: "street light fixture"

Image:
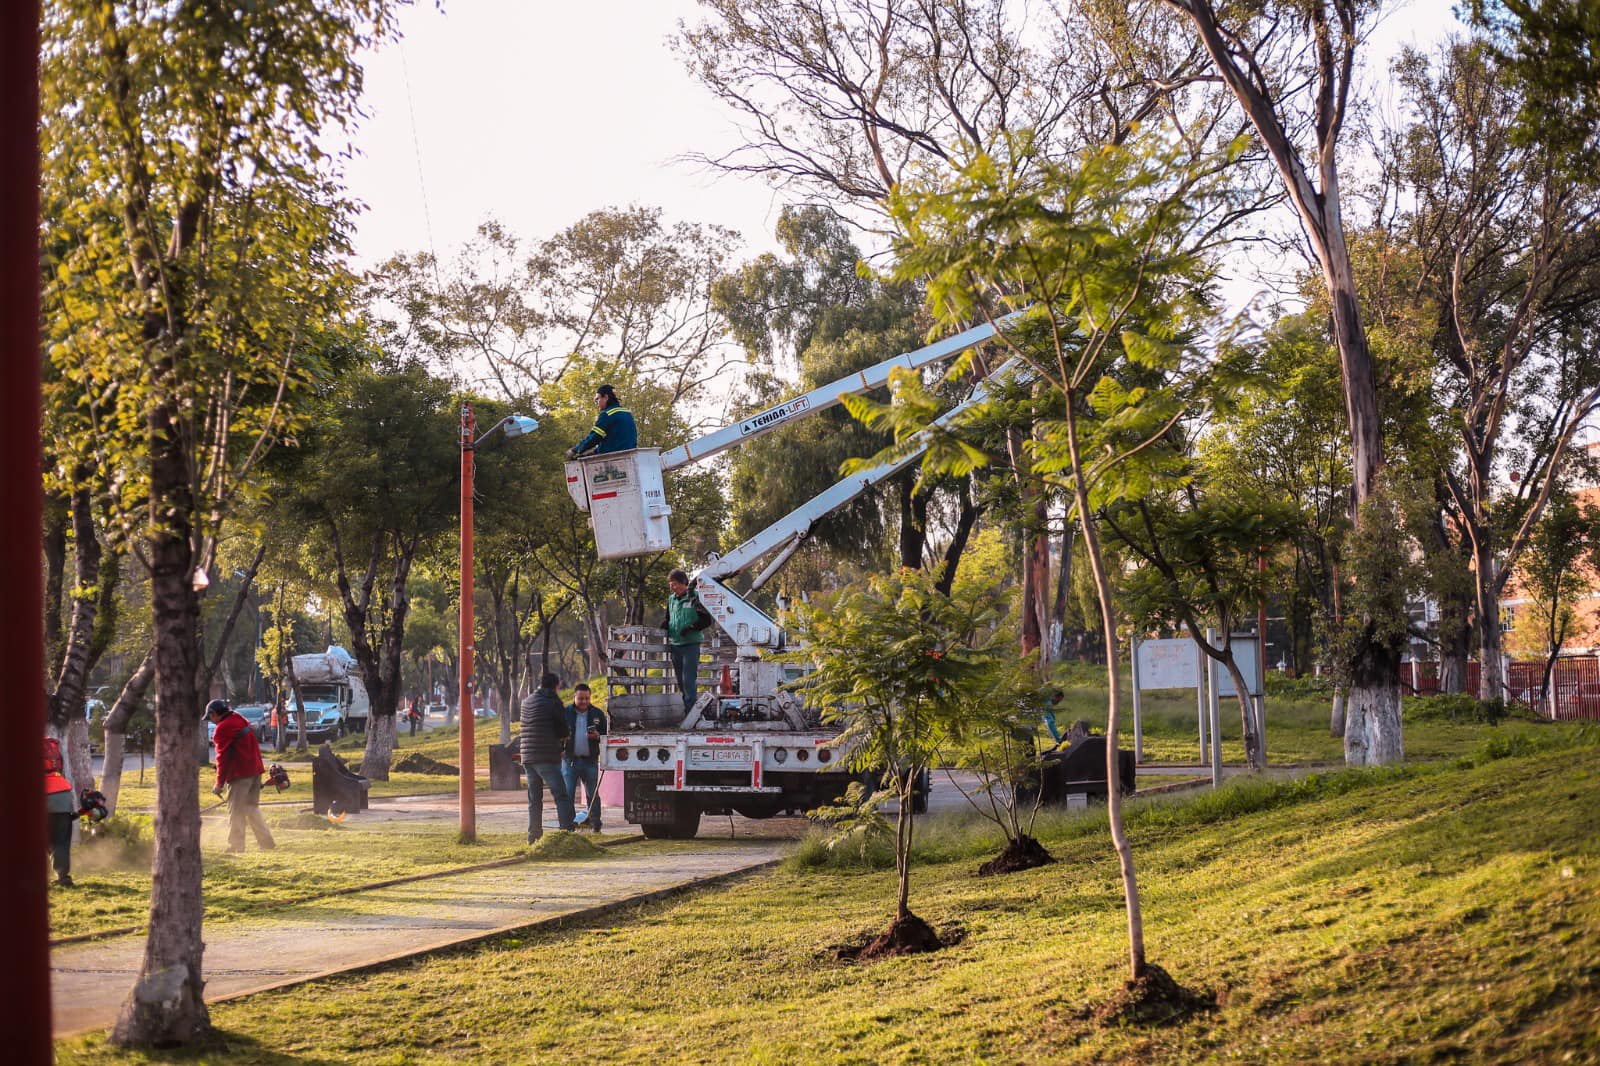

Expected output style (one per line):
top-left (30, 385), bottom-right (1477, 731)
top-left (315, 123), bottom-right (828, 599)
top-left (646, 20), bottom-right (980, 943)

top-left (459, 404), bottom-right (538, 842)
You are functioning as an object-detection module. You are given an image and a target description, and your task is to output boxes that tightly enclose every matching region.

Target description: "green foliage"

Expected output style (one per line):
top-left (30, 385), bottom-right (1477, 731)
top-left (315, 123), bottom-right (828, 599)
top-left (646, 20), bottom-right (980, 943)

top-left (1264, 671), bottom-right (1333, 700)
top-left (791, 780), bottom-right (896, 870)
top-left (1404, 694), bottom-right (1510, 725)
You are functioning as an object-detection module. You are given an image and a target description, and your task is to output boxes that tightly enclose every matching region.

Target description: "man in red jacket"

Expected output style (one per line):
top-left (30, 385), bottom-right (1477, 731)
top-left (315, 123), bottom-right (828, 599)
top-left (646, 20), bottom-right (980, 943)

top-left (207, 699), bottom-right (276, 853)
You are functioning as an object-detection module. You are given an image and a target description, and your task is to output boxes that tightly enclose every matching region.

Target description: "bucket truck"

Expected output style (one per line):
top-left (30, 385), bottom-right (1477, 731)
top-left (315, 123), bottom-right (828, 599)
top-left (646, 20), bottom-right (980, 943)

top-left (563, 320), bottom-right (1022, 838)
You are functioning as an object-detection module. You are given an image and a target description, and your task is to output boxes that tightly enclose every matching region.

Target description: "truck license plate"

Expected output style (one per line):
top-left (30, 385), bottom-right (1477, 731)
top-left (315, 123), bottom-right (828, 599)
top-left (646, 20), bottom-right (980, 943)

top-left (688, 746), bottom-right (750, 765)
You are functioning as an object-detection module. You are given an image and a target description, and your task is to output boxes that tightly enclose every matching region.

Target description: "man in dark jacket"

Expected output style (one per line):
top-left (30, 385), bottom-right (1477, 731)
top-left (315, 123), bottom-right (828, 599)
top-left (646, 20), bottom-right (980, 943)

top-left (519, 672), bottom-right (575, 841)
top-left (563, 683), bottom-right (607, 831)
top-left (565, 383), bottom-right (637, 458)
top-left (208, 698), bottom-right (276, 853)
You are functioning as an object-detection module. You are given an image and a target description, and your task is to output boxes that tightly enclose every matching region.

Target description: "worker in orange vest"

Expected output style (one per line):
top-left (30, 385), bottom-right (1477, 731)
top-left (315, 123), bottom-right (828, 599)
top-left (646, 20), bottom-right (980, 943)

top-left (44, 735), bottom-right (76, 888)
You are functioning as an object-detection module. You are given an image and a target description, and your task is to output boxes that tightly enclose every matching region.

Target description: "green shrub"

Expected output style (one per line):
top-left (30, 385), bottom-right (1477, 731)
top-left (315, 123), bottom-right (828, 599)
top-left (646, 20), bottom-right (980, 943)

top-left (1265, 672), bottom-right (1333, 700)
top-left (1403, 693), bottom-right (1509, 724)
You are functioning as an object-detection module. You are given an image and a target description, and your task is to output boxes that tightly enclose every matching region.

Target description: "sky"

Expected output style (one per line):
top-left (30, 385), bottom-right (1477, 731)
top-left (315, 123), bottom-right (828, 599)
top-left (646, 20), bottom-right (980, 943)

top-left (344, 0), bottom-right (1468, 294)
top-left (344, 0), bottom-right (787, 270)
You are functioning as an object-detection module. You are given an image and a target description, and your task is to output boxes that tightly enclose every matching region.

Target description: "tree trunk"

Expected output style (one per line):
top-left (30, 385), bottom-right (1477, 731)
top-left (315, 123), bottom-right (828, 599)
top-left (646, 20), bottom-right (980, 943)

top-left (1330, 689), bottom-right (1346, 738)
top-left (895, 775), bottom-right (913, 921)
top-left (1220, 654), bottom-right (1263, 772)
top-left (100, 652), bottom-right (155, 816)
top-left (1064, 396), bottom-right (1146, 980)
top-left (286, 655), bottom-right (309, 753)
top-left (67, 716), bottom-right (94, 794)
top-left (1475, 547), bottom-right (1506, 702)
top-left (363, 713), bottom-right (397, 777)
top-left (1539, 653), bottom-right (1558, 717)
top-left (1343, 636), bottom-right (1403, 765)
top-left (112, 401), bottom-right (209, 1046)
top-left (50, 483), bottom-right (103, 736)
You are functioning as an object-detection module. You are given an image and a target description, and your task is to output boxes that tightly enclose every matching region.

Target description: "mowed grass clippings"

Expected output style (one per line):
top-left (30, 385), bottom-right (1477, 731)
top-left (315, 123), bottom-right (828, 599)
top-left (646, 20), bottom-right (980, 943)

top-left (48, 816), bottom-right (533, 940)
top-left (58, 730), bottom-right (1600, 1064)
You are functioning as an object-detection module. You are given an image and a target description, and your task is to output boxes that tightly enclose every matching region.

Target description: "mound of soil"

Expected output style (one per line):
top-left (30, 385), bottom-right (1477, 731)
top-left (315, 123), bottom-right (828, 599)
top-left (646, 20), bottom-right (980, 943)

top-left (527, 832), bottom-right (608, 861)
top-left (392, 752), bottom-right (459, 776)
top-left (1090, 963), bottom-right (1216, 1027)
top-left (837, 912), bottom-right (945, 961)
top-left (272, 811), bottom-right (344, 831)
top-left (978, 835), bottom-right (1056, 876)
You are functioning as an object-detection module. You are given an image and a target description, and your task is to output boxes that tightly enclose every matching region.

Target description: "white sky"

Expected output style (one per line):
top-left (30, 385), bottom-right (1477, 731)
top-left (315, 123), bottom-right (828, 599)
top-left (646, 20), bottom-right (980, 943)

top-left (344, 0), bottom-right (1466, 294)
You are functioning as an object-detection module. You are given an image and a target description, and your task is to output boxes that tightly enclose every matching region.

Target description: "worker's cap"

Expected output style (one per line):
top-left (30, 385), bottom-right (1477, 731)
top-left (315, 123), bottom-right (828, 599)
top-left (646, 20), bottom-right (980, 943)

top-left (204, 698), bottom-right (230, 718)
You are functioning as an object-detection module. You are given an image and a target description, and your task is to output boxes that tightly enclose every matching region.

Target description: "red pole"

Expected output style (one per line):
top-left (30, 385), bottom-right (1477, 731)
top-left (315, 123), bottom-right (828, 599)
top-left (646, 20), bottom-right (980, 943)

top-left (0, 2), bottom-right (53, 1060)
top-left (459, 402), bottom-right (476, 841)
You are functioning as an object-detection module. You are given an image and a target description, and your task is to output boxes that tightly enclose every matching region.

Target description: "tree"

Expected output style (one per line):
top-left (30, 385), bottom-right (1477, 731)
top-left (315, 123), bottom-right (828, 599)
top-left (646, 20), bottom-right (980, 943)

top-left (1508, 493), bottom-right (1600, 714)
top-left (680, 1), bottom-right (1255, 665)
top-left (277, 360), bottom-right (458, 781)
top-left (1153, 0), bottom-right (1411, 765)
top-left (1467, 0), bottom-right (1600, 169)
top-left (788, 566), bottom-right (1005, 952)
top-left (40, 0), bottom-right (403, 1045)
top-left (887, 129), bottom-right (1245, 988)
top-left (375, 208), bottom-right (742, 411)
top-left (1376, 41), bottom-right (1600, 701)
top-left (1106, 491), bottom-right (1298, 772)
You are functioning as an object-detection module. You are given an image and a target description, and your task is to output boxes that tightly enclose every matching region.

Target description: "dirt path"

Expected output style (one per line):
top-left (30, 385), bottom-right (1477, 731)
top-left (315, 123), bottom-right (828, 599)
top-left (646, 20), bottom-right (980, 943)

top-left (51, 838), bottom-right (787, 1038)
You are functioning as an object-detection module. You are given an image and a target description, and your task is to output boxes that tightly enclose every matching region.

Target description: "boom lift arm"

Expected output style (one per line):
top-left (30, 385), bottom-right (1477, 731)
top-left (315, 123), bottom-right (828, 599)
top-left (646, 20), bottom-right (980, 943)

top-left (564, 315), bottom-right (1026, 661)
top-left (693, 355), bottom-right (1029, 658)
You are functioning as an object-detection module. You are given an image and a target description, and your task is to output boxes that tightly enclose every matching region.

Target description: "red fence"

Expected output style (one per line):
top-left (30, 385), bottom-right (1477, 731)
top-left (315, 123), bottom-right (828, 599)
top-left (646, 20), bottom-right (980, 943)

top-left (1508, 657), bottom-right (1600, 722)
top-left (1402, 658), bottom-right (1600, 721)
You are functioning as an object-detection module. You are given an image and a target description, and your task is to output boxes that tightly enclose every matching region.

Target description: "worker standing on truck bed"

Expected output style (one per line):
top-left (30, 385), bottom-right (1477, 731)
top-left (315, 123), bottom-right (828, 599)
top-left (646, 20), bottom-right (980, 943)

top-left (565, 383), bottom-right (636, 458)
top-left (662, 569), bottom-right (714, 710)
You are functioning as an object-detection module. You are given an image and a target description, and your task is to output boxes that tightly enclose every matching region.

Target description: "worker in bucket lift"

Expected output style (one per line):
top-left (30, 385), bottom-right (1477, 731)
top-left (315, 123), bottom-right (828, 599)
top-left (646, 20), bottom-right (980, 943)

top-left (565, 383), bottom-right (637, 459)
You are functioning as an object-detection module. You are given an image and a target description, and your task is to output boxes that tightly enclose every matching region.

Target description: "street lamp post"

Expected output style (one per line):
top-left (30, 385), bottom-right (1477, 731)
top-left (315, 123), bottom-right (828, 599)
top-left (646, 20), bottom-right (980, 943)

top-left (458, 403), bottom-right (476, 840)
top-left (458, 404), bottom-right (540, 843)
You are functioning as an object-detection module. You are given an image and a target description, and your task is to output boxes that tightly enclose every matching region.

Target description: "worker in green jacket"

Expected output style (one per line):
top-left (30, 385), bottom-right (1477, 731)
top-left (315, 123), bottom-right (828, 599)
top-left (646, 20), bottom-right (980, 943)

top-left (661, 569), bottom-right (714, 710)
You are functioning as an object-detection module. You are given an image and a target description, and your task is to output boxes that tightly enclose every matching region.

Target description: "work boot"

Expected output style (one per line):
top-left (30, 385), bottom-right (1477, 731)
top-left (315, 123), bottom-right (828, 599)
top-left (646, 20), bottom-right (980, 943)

top-left (56, 875), bottom-right (75, 888)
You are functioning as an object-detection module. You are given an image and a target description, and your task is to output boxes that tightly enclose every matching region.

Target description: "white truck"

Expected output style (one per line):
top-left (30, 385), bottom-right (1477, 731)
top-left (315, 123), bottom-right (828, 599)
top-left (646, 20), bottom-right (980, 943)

top-left (565, 319), bottom-right (1024, 838)
top-left (290, 645), bottom-right (371, 739)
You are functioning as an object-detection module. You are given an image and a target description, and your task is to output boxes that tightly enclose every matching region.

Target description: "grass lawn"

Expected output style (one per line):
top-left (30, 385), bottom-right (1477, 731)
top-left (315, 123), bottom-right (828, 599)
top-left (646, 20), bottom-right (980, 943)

top-left (58, 722), bottom-right (1600, 1064)
top-left (108, 721), bottom-right (507, 813)
top-left (50, 810), bottom-right (533, 941)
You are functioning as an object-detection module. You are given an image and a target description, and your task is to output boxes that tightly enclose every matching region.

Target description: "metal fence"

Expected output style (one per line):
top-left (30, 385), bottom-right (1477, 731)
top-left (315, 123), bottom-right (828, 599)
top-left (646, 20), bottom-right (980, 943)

top-left (1402, 658), bottom-right (1600, 721)
top-left (1508, 657), bottom-right (1600, 722)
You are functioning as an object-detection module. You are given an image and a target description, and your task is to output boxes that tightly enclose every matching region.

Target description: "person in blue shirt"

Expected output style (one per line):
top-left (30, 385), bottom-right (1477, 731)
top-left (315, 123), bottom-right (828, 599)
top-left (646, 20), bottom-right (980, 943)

top-left (566, 383), bottom-right (637, 458)
top-left (562, 683), bottom-right (608, 831)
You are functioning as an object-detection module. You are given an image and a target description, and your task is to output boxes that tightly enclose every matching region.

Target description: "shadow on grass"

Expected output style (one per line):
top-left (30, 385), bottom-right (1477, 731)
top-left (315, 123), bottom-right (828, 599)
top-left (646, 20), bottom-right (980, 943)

top-left (65, 1028), bottom-right (343, 1066)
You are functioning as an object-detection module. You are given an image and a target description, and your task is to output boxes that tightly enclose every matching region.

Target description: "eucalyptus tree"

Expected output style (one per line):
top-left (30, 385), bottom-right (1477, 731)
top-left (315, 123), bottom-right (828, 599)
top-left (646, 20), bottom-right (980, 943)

top-left (1509, 493), bottom-right (1600, 714)
top-left (1375, 41), bottom-right (1600, 701)
top-left (1152, 0), bottom-right (1407, 764)
top-left (40, 0), bottom-right (408, 1045)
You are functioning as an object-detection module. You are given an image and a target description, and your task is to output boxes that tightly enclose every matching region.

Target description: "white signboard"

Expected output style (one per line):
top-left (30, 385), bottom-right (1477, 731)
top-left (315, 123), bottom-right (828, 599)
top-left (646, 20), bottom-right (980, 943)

top-left (1135, 638), bottom-right (1199, 691)
top-left (1217, 636), bottom-right (1262, 698)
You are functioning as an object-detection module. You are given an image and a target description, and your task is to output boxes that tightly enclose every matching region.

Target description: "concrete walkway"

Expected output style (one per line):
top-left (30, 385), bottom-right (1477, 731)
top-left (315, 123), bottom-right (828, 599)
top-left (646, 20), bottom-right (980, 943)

top-left (51, 838), bottom-right (787, 1038)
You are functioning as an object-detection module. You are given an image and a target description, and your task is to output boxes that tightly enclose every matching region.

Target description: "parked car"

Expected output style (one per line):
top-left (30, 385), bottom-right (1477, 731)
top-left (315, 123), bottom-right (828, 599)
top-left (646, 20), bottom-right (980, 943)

top-left (232, 703), bottom-right (271, 742)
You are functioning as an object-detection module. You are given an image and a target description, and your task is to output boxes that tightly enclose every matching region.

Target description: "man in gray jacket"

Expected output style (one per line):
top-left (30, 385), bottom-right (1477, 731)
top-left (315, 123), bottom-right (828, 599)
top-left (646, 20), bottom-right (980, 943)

top-left (520, 672), bottom-right (575, 841)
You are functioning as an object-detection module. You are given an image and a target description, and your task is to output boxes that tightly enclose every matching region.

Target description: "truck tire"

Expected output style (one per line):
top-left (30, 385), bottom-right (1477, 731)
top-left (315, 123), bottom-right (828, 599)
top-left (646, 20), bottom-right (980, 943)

top-left (640, 803), bottom-right (701, 840)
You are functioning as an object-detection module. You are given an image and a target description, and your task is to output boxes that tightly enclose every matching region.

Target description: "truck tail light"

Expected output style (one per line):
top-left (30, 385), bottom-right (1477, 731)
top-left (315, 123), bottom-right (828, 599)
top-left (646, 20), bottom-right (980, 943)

top-left (818, 748), bottom-right (831, 763)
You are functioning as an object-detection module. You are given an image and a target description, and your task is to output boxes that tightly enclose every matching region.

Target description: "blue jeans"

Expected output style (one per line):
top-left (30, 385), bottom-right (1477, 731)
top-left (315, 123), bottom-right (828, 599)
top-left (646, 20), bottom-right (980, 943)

top-left (526, 761), bottom-right (575, 837)
top-left (563, 756), bottom-right (601, 828)
top-left (670, 643), bottom-right (701, 709)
